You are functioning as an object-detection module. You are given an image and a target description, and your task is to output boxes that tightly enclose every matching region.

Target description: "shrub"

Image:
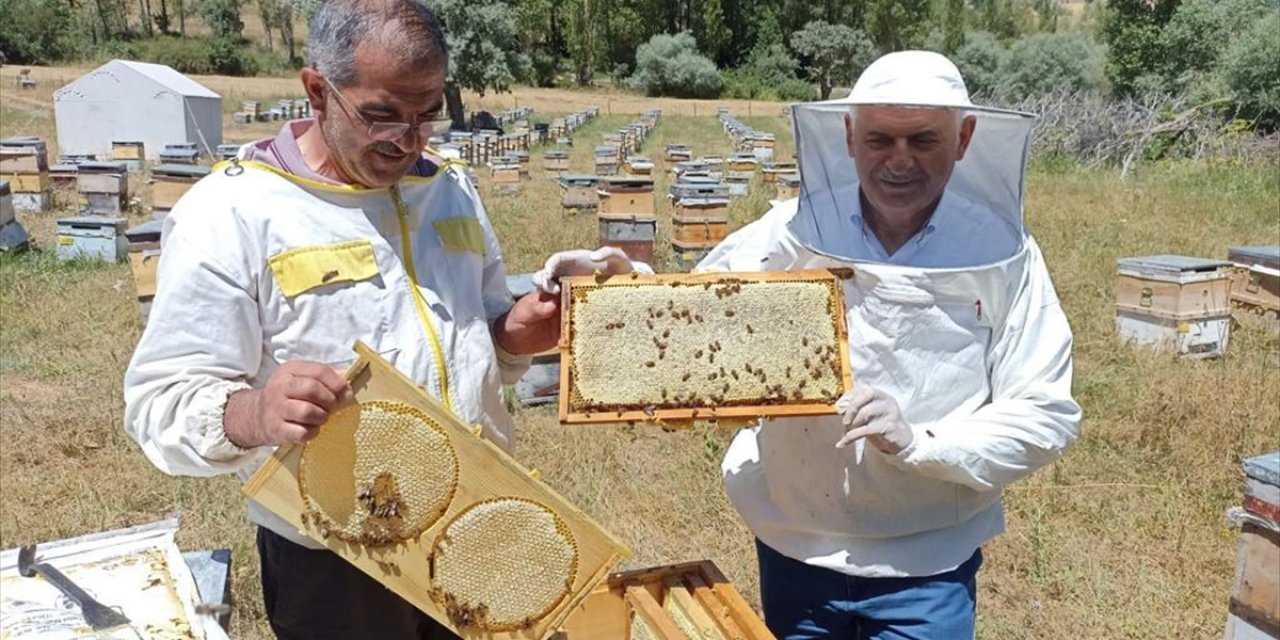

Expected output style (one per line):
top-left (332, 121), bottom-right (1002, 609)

top-left (1159, 0), bottom-right (1271, 89)
top-left (1219, 11), bottom-right (1280, 127)
top-left (953, 31), bottom-right (1007, 98)
top-left (776, 78), bottom-right (817, 102)
top-left (998, 33), bottom-right (1106, 100)
top-left (0, 0), bottom-right (76, 64)
top-left (628, 33), bottom-right (722, 99)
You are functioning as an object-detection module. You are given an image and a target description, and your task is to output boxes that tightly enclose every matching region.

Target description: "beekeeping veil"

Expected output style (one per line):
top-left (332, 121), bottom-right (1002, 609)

top-left (787, 51), bottom-right (1037, 267)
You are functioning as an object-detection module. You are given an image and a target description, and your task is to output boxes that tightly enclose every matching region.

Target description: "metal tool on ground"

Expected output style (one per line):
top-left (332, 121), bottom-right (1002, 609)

top-left (17, 544), bottom-right (132, 631)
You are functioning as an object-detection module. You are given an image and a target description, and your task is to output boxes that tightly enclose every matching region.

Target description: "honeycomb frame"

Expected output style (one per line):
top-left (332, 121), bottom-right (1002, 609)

top-left (558, 270), bottom-right (854, 425)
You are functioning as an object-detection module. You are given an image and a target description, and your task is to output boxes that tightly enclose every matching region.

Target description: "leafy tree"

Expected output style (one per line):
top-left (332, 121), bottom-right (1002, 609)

top-left (430, 0), bottom-right (532, 126)
top-left (942, 0), bottom-right (966, 53)
top-left (196, 0), bottom-right (244, 40)
top-left (1100, 0), bottom-right (1179, 97)
top-left (1219, 11), bottom-right (1280, 126)
top-left (999, 32), bottom-right (1105, 99)
top-left (627, 32), bottom-right (722, 98)
top-left (790, 20), bottom-right (875, 100)
top-left (562, 0), bottom-right (598, 86)
top-left (0, 0), bottom-right (76, 64)
top-left (1158, 0), bottom-right (1271, 92)
top-left (865, 0), bottom-right (933, 51)
top-left (749, 42), bottom-right (800, 85)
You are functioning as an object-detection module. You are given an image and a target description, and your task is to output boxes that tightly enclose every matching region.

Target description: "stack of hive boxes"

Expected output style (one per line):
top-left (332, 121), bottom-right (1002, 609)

top-left (77, 162), bottom-right (129, 216)
top-left (1114, 255), bottom-right (1233, 358)
top-left (125, 219), bottom-right (163, 323)
top-left (1226, 245), bottom-right (1280, 336)
top-left (596, 176), bottom-right (656, 264)
top-left (594, 145), bottom-right (620, 176)
top-left (669, 176), bottom-right (731, 271)
top-left (1, 137), bottom-right (52, 213)
top-left (543, 149), bottom-right (570, 175)
top-left (559, 174), bottom-right (599, 212)
top-left (159, 144), bottom-right (200, 165)
top-left (490, 156), bottom-right (523, 196)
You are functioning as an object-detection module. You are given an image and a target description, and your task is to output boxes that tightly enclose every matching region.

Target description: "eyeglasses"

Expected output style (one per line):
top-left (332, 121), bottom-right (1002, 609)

top-left (323, 76), bottom-right (451, 142)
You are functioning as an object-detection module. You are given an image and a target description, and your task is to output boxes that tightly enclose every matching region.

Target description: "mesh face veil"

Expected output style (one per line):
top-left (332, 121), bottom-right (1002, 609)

top-left (786, 50), bottom-right (1038, 268)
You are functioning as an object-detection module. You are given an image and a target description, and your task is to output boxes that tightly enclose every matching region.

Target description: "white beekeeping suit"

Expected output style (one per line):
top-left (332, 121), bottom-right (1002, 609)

top-left (699, 52), bottom-right (1081, 578)
top-left (125, 158), bottom-right (529, 550)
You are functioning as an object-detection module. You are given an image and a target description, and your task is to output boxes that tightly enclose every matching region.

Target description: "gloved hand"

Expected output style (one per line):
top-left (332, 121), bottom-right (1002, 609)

top-left (834, 387), bottom-right (914, 455)
top-left (532, 247), bottom-right (655, 294)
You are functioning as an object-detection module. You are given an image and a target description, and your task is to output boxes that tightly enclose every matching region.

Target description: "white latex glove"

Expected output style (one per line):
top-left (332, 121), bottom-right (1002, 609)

top-left (834, 387), bottom-right (914, 454)
top-left (532, 247), bottom-right (655, 294)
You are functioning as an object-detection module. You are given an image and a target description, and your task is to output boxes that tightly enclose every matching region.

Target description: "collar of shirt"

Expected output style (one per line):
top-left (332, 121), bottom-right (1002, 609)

top-left (849, 190), bottom-right (948, 265)
top-left (241, 118), bottom-right (440, 185)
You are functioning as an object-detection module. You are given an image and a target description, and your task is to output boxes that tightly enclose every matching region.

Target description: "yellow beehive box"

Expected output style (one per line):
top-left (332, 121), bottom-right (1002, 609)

top-left (559, 270), bottom-right (854, 425)
top-left (244, 343), bottom-right (630, 639)
top-left (3, 171), bottom-right (50, 193)
top-left (111, 141), bottom-right (146, 161)
top-left (598, 177), bottom-right (655, 216)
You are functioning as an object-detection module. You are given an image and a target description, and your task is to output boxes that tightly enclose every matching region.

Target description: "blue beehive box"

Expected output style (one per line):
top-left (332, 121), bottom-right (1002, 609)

top-left (56, 216), bottom-right (127, 262)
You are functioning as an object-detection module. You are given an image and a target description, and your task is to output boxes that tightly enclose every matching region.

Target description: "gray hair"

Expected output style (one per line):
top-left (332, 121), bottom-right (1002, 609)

top-left (307, 0), bottom-right (448, 88)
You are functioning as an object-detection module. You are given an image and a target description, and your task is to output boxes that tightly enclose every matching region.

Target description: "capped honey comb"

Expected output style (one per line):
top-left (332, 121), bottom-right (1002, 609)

top-left (298, 400), bottom-right (458, 546)
top-left (568, 276), bottom-right (845, 414)
top-left (430, 498), bottom-right (579, 631)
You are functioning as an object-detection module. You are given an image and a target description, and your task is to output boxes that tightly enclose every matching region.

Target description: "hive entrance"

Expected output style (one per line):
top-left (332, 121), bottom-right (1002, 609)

top-left (298, 400), bottom-right (458, 546)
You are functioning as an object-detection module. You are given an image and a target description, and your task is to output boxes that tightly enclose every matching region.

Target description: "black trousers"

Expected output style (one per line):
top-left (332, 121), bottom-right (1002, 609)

top-left (256, 526), bottom-right (458, 640)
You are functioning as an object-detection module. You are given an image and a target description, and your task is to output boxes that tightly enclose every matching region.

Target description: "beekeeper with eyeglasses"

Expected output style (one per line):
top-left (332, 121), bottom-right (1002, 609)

top-left (698, 51), bottom-right (1082, 639)
top-left (122, 1), bottom-right (644, 637)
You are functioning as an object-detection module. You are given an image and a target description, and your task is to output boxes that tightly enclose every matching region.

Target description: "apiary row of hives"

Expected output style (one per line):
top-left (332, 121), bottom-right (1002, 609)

top-left (232, 98), bottom-right (311, 124)
top-left (718, 109), bottom-right (776, 161)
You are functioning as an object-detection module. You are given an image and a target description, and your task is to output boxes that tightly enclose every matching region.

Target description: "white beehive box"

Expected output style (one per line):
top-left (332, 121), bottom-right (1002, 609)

top-left (1114, 255), bottom-right (1232, 358)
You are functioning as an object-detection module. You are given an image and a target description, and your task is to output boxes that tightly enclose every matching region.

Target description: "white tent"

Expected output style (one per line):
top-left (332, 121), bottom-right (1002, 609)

top-left (54, 60), bottom-right (223, 160)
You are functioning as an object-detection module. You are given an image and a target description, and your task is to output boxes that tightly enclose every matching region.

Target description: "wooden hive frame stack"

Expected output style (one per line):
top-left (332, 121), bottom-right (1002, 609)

top-left (244, 342), bottom-right (631, 639)
top-left (558, 560), bottom-right (777, 639)
top-left (559, 270), bottom-right (853, 425)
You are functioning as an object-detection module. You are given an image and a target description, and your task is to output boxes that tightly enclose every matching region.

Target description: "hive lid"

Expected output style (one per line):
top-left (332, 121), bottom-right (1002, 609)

top-left (1245, 451), bottom-right (1280, 487)
top-left (153, 164), bottom-right (211, 178)
top-left (57, 215), bottom-right (128, 227)
top-left (0, 136), bottom-right (45, 149)
top-left (560, 174), bottom-right (598, 184)
top-left (601, 176), bottom-right (654, 187)
top-left (1117, 255), bottom-right (1231, 274)
top-left (78, 161), bottom-right (128, 174)
top-left (126, 219), bottom-right (165, 241)
top-left (1228, 246), bottom-right (1280, 270)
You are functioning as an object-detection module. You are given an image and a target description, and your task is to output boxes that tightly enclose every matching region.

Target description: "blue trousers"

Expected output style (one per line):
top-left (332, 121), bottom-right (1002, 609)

top-left (756, 540), bottom-right (982, 640)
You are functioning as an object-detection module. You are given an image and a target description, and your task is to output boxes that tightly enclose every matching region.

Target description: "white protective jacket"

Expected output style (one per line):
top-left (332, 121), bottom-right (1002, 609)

top-left (124, 158), bottom-right (529, 549)
top-left (700, 52), bottom-right (1082, 578)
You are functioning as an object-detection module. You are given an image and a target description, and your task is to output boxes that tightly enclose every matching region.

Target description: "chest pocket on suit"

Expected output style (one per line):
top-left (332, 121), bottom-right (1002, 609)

top-left (266, 238), bottom-right (389, 364)
top-left (268, 239), bottom-right (382, 296)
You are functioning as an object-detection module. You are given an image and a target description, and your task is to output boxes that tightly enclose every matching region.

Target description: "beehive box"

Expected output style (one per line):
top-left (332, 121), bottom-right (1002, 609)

top-left (671, 213), bottom-right (730, 245)
top-left (776, 174), bottom-right (800, 200)
top-left (727, 155), bottom-right (758, 172)
top-left (49, 163), bottom-right (79, 191)
top-left (216, 144), bottom-right (242, 161)
top-left (561, 174), bottom-right (600, 210)
top-left (56, 216), bottom-right (127, 262)
top-left (244, 342), bottom-right (631, 639)
top-left (111, 141), bottom-right (146, 161)
top-left (559, 270), bottom-right (853, 425)
top-left (0, 137), bottom-right (48, 173)
top-left (760, 162), bottom-right (797, 183)
top-left (1225, 451), bottom-right (1279, 640)
top-left (599, 177), bottom-right (655, 216)
top-left (597, 213), bottom-right (656, 265)
top-left (673, 198), bottom-right (730, 221)
top-left (1227, 246), bottom-right (1279, 331)
top-left (152, 164), bottom-right (210, 212)
top-left (670, 177), bottom-right (729, 201)
top-left (724, 172), bottom-right (752, 197)
top-left (1115, 255), bottom-right (1233, 358)
top-left (664, 144), bottom-right (692, 164)
top-left (625, 157), bottom-right (655, 176)
top-left (544, 150), bottom-right (570, 173)
top-left (492, 163), bottom-right (523, 185)
top-left (160, 146), bottom-right (200, 165)
top-left (559, 560), bottom-right (775, 639)
top-left (3, 171), bottom-right (50, 194)
top-left (669, 240), bottom-right (714, 273)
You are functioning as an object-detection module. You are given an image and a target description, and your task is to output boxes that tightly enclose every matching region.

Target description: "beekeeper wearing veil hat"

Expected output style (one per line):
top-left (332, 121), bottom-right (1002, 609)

top-left (698, 51), bottom-right (1082, 638)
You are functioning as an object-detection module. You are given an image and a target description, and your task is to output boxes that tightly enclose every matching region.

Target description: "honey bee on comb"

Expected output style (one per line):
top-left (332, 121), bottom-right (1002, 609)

top-left (565, 272), bottom-right (850, 422)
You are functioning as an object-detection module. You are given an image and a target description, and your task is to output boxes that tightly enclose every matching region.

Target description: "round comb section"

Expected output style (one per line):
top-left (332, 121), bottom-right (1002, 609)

top-left (298, 400), bottom-right (458, 546)
top-left (430, 498), bottom-right (579, 631)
